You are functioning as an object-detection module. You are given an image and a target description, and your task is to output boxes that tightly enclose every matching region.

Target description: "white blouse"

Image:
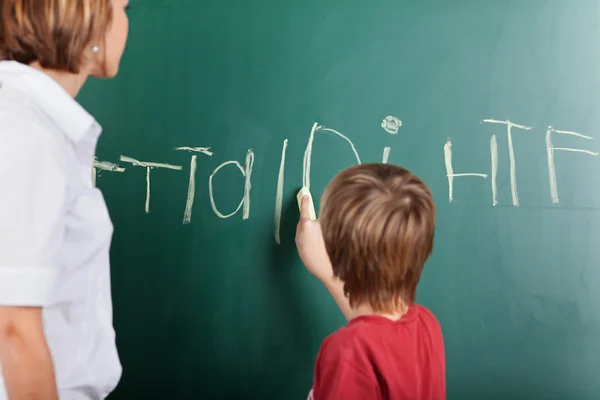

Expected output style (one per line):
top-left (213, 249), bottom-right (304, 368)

top-left (0, 61), bottom-right (121, 399)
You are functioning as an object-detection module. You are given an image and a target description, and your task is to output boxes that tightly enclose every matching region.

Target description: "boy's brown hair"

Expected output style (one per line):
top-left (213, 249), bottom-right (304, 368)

top-left (320, 163), bottom-right (435, 313)
top-left (0, 0), bottom-right (113, 73)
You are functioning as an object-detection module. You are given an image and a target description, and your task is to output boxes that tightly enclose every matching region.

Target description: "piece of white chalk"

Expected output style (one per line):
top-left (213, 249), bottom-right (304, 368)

top-left (297, 187), bottom-right (317, 220)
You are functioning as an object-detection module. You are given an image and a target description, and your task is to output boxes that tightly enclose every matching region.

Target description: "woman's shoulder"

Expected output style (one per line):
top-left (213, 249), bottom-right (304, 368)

top-left (0, 86), bottom-right (67, 149)
top-left (0, 84), bottom-right (45, 123)
top-left (0, 92), bottom-right (68, 173)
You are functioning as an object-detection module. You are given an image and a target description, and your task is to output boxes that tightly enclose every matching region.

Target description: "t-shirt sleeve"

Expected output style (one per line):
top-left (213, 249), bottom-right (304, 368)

top-left (0, 124), bottom-right (66, 306)
top-left (312, 347), bottom-right (381, 400)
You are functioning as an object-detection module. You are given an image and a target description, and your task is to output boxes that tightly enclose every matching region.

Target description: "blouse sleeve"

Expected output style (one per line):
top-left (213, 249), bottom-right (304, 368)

top-left (0, 122), bottom-right (67, 306)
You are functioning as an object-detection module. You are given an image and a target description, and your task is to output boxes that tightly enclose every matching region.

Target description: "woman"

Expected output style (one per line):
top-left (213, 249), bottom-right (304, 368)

top-left (0, 0), bottom-right (130, 398)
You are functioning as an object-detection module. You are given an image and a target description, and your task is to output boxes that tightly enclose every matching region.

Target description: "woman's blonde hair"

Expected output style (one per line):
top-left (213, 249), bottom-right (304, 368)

top-left (0, 0), bottom-right (113, 73)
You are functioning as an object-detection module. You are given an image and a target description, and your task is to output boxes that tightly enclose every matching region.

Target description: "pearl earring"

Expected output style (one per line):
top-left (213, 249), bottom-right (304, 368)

top-left (91, 45), bottom-right (99, 53)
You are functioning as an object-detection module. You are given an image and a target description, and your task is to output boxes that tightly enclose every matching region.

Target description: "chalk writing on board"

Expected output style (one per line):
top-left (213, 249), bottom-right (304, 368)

top-left (175, 147), bottom-right (213, 224)
top-left (446, 119), bottom-right (598, 206)
top-left (545, 127), bottom-right (599, 204)
top-left (490, 134), bottom-right (498, 206)
top-left (274, 139), bottom-right (289, 245)
top-left (382, 147), bottom-right (391, 164)
top-left (92, 157), bottom-right (125, 186)
top-left (482, 120), bottom-right (533, 206)
top-left (443, 139), bottom-right (488, 203)
top-left (208, 149), bottom-right (254, 219)
top-left (381, 116), bottom-right (402, 134)
top-left (381, 116), bottom-right (397, 163)
top-left (119, 156), bottom-right (183, 213)
top-left (92, 117), bottom-right (599, 235)
top-left (302, 123), bottom-right (361, 191)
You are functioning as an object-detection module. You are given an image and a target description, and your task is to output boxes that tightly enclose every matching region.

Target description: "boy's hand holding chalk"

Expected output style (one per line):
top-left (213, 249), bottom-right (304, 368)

top-left (296, 187), bottom-right (317, 220)
top-left (295, 187), bottom-right (333, 282)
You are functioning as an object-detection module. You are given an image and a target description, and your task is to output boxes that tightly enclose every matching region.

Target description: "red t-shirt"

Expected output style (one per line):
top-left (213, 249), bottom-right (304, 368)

top-left (309, 305), bottom-right (446, 400)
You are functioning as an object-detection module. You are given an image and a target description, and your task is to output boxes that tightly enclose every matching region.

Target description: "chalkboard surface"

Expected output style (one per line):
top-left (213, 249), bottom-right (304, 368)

top-left (79, 1), bottom-right (600, 399)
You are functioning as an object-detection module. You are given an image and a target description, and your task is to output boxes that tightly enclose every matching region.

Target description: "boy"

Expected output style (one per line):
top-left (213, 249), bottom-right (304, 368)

top-left (296, 163), bottom-right (445, 400)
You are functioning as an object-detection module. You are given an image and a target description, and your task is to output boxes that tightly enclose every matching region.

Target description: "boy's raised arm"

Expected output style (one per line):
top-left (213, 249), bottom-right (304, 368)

top-left (296, 196), bottom-right (352, 321)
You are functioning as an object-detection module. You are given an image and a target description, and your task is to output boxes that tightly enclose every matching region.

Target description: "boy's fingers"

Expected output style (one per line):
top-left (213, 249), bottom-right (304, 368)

top-left (300, 196), bottom-right (311, 220)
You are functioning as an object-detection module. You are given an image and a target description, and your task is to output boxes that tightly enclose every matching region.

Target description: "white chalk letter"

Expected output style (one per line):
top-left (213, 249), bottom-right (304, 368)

top-left (119, 155), bottom-right (183, 213)
top-left (490, 135), bottom-right (498, 206)
top-left (382, 147), bottom-right (391, 164)
top-left (381, 116), bottom-right (402, 134)
top-left (302, 123), bottom-right (361, 190)
top-left (546, 126), bottom-right (598, 204)
top-left (175, 147), bottom-right (213, 224)
top-left (274, 139), bottom-right (288, 244)
top-left (444, 139), bottom-right (488, 203)
top-left (209, 149), bottom-right (255, 219)
top-left (92, 157), bottom-right (125, 187)
top-left (483, 119), bottom-right (532, 206)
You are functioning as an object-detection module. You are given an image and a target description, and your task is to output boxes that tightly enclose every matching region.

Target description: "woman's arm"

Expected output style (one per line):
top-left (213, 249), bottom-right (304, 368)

top-left (0, 127), bottom-right (65, 399)
top-left (0, 306), bottom-right (58, 400)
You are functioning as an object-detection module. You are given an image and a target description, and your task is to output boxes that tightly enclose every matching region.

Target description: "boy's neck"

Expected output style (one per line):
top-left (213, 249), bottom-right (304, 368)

top-left (349, 302), bottom-right (410, 321)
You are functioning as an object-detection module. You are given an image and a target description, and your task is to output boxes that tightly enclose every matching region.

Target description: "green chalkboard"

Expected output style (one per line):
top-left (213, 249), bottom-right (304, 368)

top-left (79, 1), bottom-right (600, 399)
